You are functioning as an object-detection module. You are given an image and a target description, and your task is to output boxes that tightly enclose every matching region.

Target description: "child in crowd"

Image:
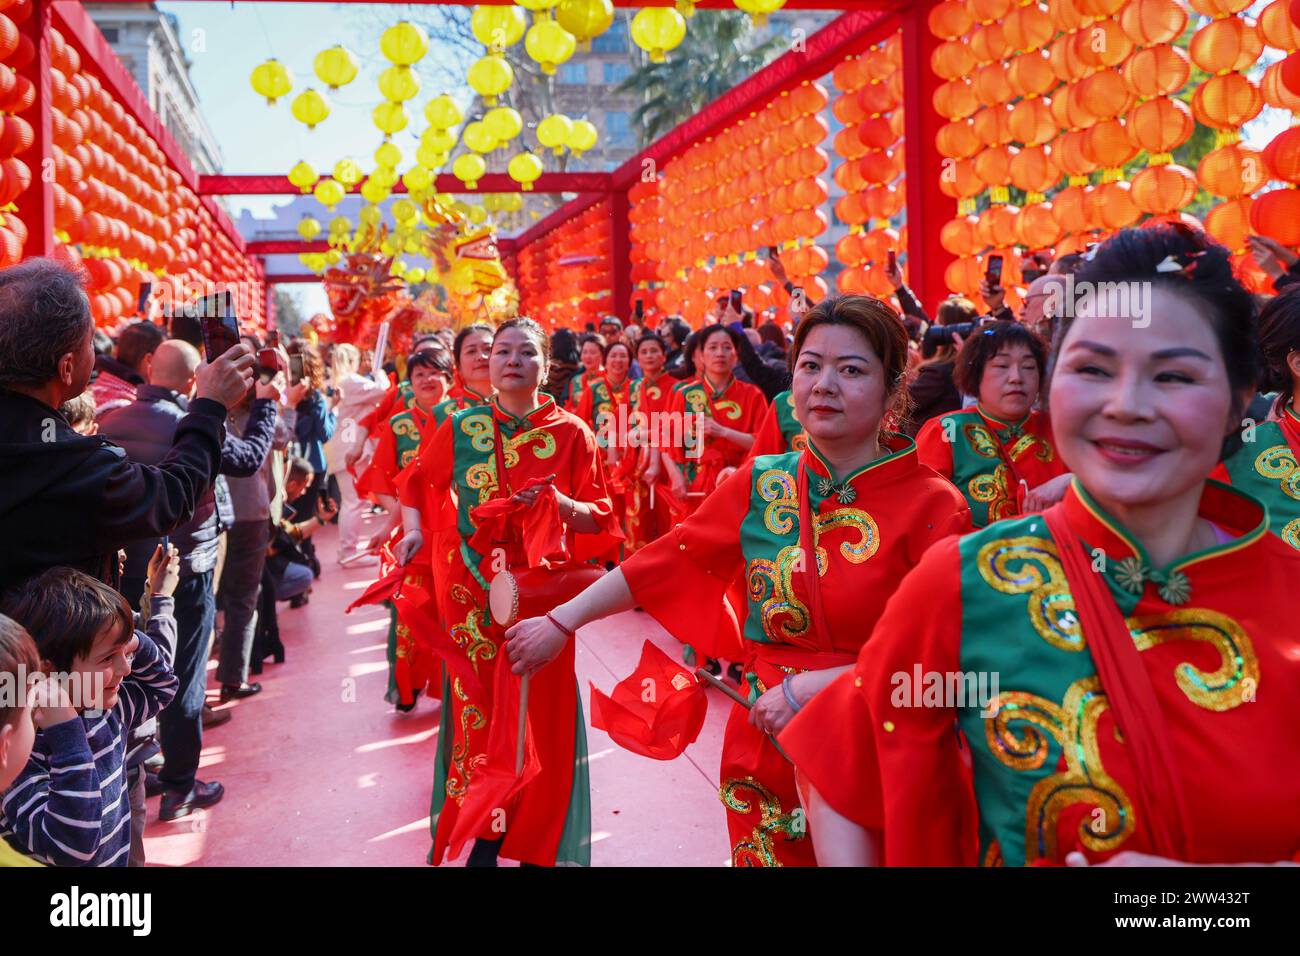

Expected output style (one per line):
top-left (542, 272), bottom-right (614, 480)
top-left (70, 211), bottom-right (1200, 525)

top-left (0, 616), bottom-right (42, 866)
top-left (59, 389), bottom-right (99, 436)
top-left (0, 567), bottom-right (179, 866)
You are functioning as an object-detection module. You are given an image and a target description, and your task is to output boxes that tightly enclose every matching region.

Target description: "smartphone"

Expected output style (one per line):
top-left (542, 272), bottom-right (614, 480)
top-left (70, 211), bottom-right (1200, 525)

top-left (136, 282), bottom-right (152, 316)
top-left (193, 290), bottom-right (241, 362)
top-left (768, 245), bottom-right (779, 259)
top-left (729, 289), bottom-right (743, 312)
top-left (985, 254), bottom-right (1003, 287)
top-left (256, 347), bottom-right (283, 385)
top-left (887, 249), bottom-right (897, 273)
top-left (266, 330), bottom-right (280, 348)
top-left (289, 353), bottom-right (305, 384)
top-left (634, 299), bottom-right (644, 321)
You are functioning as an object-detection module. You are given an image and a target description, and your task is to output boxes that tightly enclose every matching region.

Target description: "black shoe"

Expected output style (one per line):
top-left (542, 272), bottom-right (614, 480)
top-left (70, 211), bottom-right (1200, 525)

top-left (159, 780), bottom-right (224, 821)
top-left (219, 682), bottom-right (262, 703)
top-left (144, 770), bottom-right (164, 798)
top-left (272, 649), bottom-right (285, 664)
top-left (467, 836), bottom-right (502, 868)
top-left (250, 659), bottom-right (263, 676)
top-left (201, 704), bottom-right (232, 729)
top-left (289, 594), bottom-right (309, 609)
top-left (726, 662), bottom-right (744, 686)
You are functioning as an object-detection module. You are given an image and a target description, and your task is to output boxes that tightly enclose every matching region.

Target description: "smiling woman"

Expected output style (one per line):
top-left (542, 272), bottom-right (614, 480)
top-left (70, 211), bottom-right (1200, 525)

top-left (781, 225), bottom-right (1300, 868)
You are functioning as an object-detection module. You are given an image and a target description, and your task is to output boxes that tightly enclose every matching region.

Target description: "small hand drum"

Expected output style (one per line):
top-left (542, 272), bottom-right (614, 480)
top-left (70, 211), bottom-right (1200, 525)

top-left (488, 564), bottom-right (605, 627)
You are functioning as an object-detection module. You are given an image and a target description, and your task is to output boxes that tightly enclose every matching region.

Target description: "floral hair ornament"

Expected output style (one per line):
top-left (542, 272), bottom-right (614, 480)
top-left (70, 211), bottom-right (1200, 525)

top-left (1154, 250), bottom-right (1205, 279)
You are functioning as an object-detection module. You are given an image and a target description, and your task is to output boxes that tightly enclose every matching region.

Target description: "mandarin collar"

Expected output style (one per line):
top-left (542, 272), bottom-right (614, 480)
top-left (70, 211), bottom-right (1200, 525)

top-left (804, 432), bottom-right (918, 488)
top-left (975, 404), bottom-right (1032, 437)
top-left (1057, 478), bottom-right (1268, 581)
top-left (491, 394), bottom-right (557, 432)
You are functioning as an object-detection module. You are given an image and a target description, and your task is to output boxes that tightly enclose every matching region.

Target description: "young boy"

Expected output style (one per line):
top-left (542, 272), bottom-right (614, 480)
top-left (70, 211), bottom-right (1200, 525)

top-left (0, 616), bottom-right (43, 866)
top-left (0, 568), bottom-right (179, 866)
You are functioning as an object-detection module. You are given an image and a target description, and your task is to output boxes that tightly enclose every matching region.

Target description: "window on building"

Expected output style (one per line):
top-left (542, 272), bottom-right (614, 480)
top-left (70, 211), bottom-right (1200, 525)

top-left (591, 28), bottom-right (628, 54)
top-left (605, 111), bottom-right (632, 148)
top-left (101, 27), bottom-right (120, 43)
top-left (558, 61), bottom-right (587, 85)
top-left (603, 62), bottom-right (631, 85)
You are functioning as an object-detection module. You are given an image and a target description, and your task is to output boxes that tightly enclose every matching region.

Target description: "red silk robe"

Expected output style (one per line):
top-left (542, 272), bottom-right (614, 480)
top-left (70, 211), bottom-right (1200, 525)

top-left (398, 395), bottom-right (622, 866)
top-left (574, 374), bottom-right (637, 558)
top-left (623, 372), bottom-right (678, 554)
top-left (621, 436), bottom-right (972, 865)
top-left (781, 480), bottom-right (1300, 866)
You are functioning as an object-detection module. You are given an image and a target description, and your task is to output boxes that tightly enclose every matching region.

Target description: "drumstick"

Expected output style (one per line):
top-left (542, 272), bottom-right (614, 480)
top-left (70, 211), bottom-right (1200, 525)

top-left (515, 672), bottom-right (530, 775)
top-left (693, 667), bottom-right (794, 763)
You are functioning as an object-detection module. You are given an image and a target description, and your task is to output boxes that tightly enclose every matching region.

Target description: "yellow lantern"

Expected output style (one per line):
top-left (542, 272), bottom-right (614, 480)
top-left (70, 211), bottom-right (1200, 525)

top-left (403, 165), bottom-right (434, 193)
top-left (734, 0), bottom-right (786, 27)
top-left (630, 8), bottom-right (686, 63)
top-left (499, 192), bottom-right (524, 213)
top-left (567, 119), bottom-right (598, 156)
top-left (372, 102), bottom-right (410, 137)
top-left (313, 45), bottom-right (358, 89)
top-left (557, 0), bottom-right (614, 52)
top-left (250, 58), bottom-right (293, 104)
top-left (391, 258), bottom-right (407, 276)
top-left (357, 206), bottom-right (381, 227)
top-left (453, 153), bottom-right (487, 189)
top-left (324, 248), bottom-right (342, 265)
top-left (288, 160), bottom-right (318, 193)
top-left (508, 151), bottom-right (544, 191)
top-left (361, 177), bottom-right (391, 204)
top-left (537, 113), bottom-right (574, 154)
top-left (417, 143), bottom-right (449, 169)
top-left (378, 65), bottom-right (420, 103)
top-left (300, 252), bottom-right (327, 272)
top-left (467, 204), bottom-right (489, 225)
top-left (484, 106), bottom-right (524, 143)
top-left (297, 216), bottom-right (322, 240)
top-left (314, 178), bottom-right (346, 209)
top-left (676, 0), bottom-right (697, 15)
top-left (421, 127), bottom-right (457, 153)
top-left (381, 21), bottom-right (429, 66)
top-left (333, 158), bottom-right (363, 186)
top-left (467, 54), bottom-right (514, 107)
top-left (406, 266), bottom-right (427, 284)
top-left (424, 93), bottom-right (463, 130)
top-left (526, 17), bottom-right (577, 75)
top-left (463, 120), bottom-right (498, 154)
top-left (369, 165), bottom-right (399, 188)
top-left (471, 5), bottom-right (526, 52)
top-left (392, 198), bottom-right (419, 223)
top-left (291, 89), bottom-right (331, 129)
top-left (517, 0), bottom-right (560, 13)
top-left (375, 141), bottom-right (403, 168)
top-left (329, 214), bottom-right (352, 234)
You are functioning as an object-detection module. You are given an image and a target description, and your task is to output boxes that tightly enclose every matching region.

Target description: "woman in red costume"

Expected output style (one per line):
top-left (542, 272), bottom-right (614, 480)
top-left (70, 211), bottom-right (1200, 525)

top-left (574, 340), bottom-right (636, 555)
top-left (661, 324), bottom-right (767, 512)
top-left (504, 295), bottom-right (972, 866)
top-left (782, 225), bottom-right (1300, 867)
top-left (623, 334), bottom-right (677, 553)
top-left (394, 318), bottom-right (621, 867)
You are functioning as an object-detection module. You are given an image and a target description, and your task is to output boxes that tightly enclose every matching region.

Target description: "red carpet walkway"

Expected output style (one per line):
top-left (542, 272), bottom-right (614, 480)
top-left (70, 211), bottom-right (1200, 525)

top-left (142, 518), bottom-right (734, 866)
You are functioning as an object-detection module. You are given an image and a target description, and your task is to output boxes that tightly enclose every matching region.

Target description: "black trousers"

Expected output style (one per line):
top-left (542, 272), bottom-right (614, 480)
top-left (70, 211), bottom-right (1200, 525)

top-left (157, 570), bottom-right (215, 793)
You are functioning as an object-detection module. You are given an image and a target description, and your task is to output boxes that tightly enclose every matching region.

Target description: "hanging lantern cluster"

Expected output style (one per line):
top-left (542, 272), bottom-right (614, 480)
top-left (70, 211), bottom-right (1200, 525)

top-left (634, 80), bottom-right (832, 323)
top-left (630, 7), bottom-right (686, 63)
top-left (47, 25), bottom-right (265, 329)
top-left (1250, 0), bottom-right (1300, 259)
top-left (830, 35), bottom-right (907, 300)
top-left (516, 200), bottom-right (613, 328)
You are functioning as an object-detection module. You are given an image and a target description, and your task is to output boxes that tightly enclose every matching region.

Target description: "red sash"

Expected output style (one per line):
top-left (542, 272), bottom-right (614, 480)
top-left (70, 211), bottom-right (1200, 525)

top-left (1043, 504), bottom-right (1191, 860)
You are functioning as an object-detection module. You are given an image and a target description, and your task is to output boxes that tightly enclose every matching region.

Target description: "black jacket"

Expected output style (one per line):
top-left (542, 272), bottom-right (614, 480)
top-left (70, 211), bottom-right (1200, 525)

top-left (906, 361), bottom-right (961, 437)
top-left (98, 386), bottom-right (278, 577)
top-left (0, 388), bottom-right (228, 592)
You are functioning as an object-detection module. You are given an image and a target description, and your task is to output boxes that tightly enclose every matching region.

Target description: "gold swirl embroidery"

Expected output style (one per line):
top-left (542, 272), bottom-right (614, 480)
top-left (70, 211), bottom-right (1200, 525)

top-left (815, 507), bottom-right (880, 564)
top-left (1281, 518), bottom-right (1300, 550)
top-left (714, 399), bottom-right (742, 421)
top-left (466, 462), bottom-right (497, 504)
top-left (747, 547), bottom-right (810, 642)
top-left (964, 422), bottom-right (1002, 459)
top-left (460, 413), bottom-right (495, 452)
top-left (790, 432), bottom-right (808, 453)
top-left (1009, 433), bottom-right (1055, 464)
top-left (446, 677), bottom-right (487, 803)
top-left (394, 622), bottom-right (411, 660)
top-left (684, 389), bottom-right (708, 415)
top-left (449, 584), bottom-right (474, 606)
top-left (982, 840), bottom-right (1005, 867)
top-left (719, 776), bottom-right (805, 867)
top-left (988, 677), bottom-right (1135, 864)
top-left (1254, 444), bottom-right (1300, 501)
top-left (969, 464), bottom-right (1017, 522)
top-left (756, 468), bottom-right (797, 535)
top-left (976, 536), bottom-right (1083, 651)
top-left (449, 607), bottom-right (497, 673)
top-left (503, 427), bottom-right (557, 467)
top-left (1128, 609), bottom-right (1259, 712)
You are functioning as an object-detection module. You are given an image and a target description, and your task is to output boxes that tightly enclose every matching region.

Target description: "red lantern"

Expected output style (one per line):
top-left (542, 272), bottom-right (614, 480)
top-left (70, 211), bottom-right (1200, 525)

top-left (1131, 164), bottom-right (1198, 214)
top-left (1250, 187), bottom-right (1300, 245)
top-left (1262, 127), bottom-right (1300, 184)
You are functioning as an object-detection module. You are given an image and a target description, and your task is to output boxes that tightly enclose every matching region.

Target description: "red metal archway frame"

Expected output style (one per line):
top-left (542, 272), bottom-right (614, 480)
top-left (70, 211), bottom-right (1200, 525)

top-left (28, 0), bottom-right (953, 315)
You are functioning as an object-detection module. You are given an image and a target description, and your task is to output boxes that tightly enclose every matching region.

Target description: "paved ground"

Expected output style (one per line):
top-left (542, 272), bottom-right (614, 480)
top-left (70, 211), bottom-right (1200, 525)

top-left (142, 516), bottom-right (734, 867)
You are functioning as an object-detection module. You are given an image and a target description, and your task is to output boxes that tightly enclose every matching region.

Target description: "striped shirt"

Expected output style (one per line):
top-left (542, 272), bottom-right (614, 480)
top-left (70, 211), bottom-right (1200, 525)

top-left (0, 630), bottom-right (178, 866)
